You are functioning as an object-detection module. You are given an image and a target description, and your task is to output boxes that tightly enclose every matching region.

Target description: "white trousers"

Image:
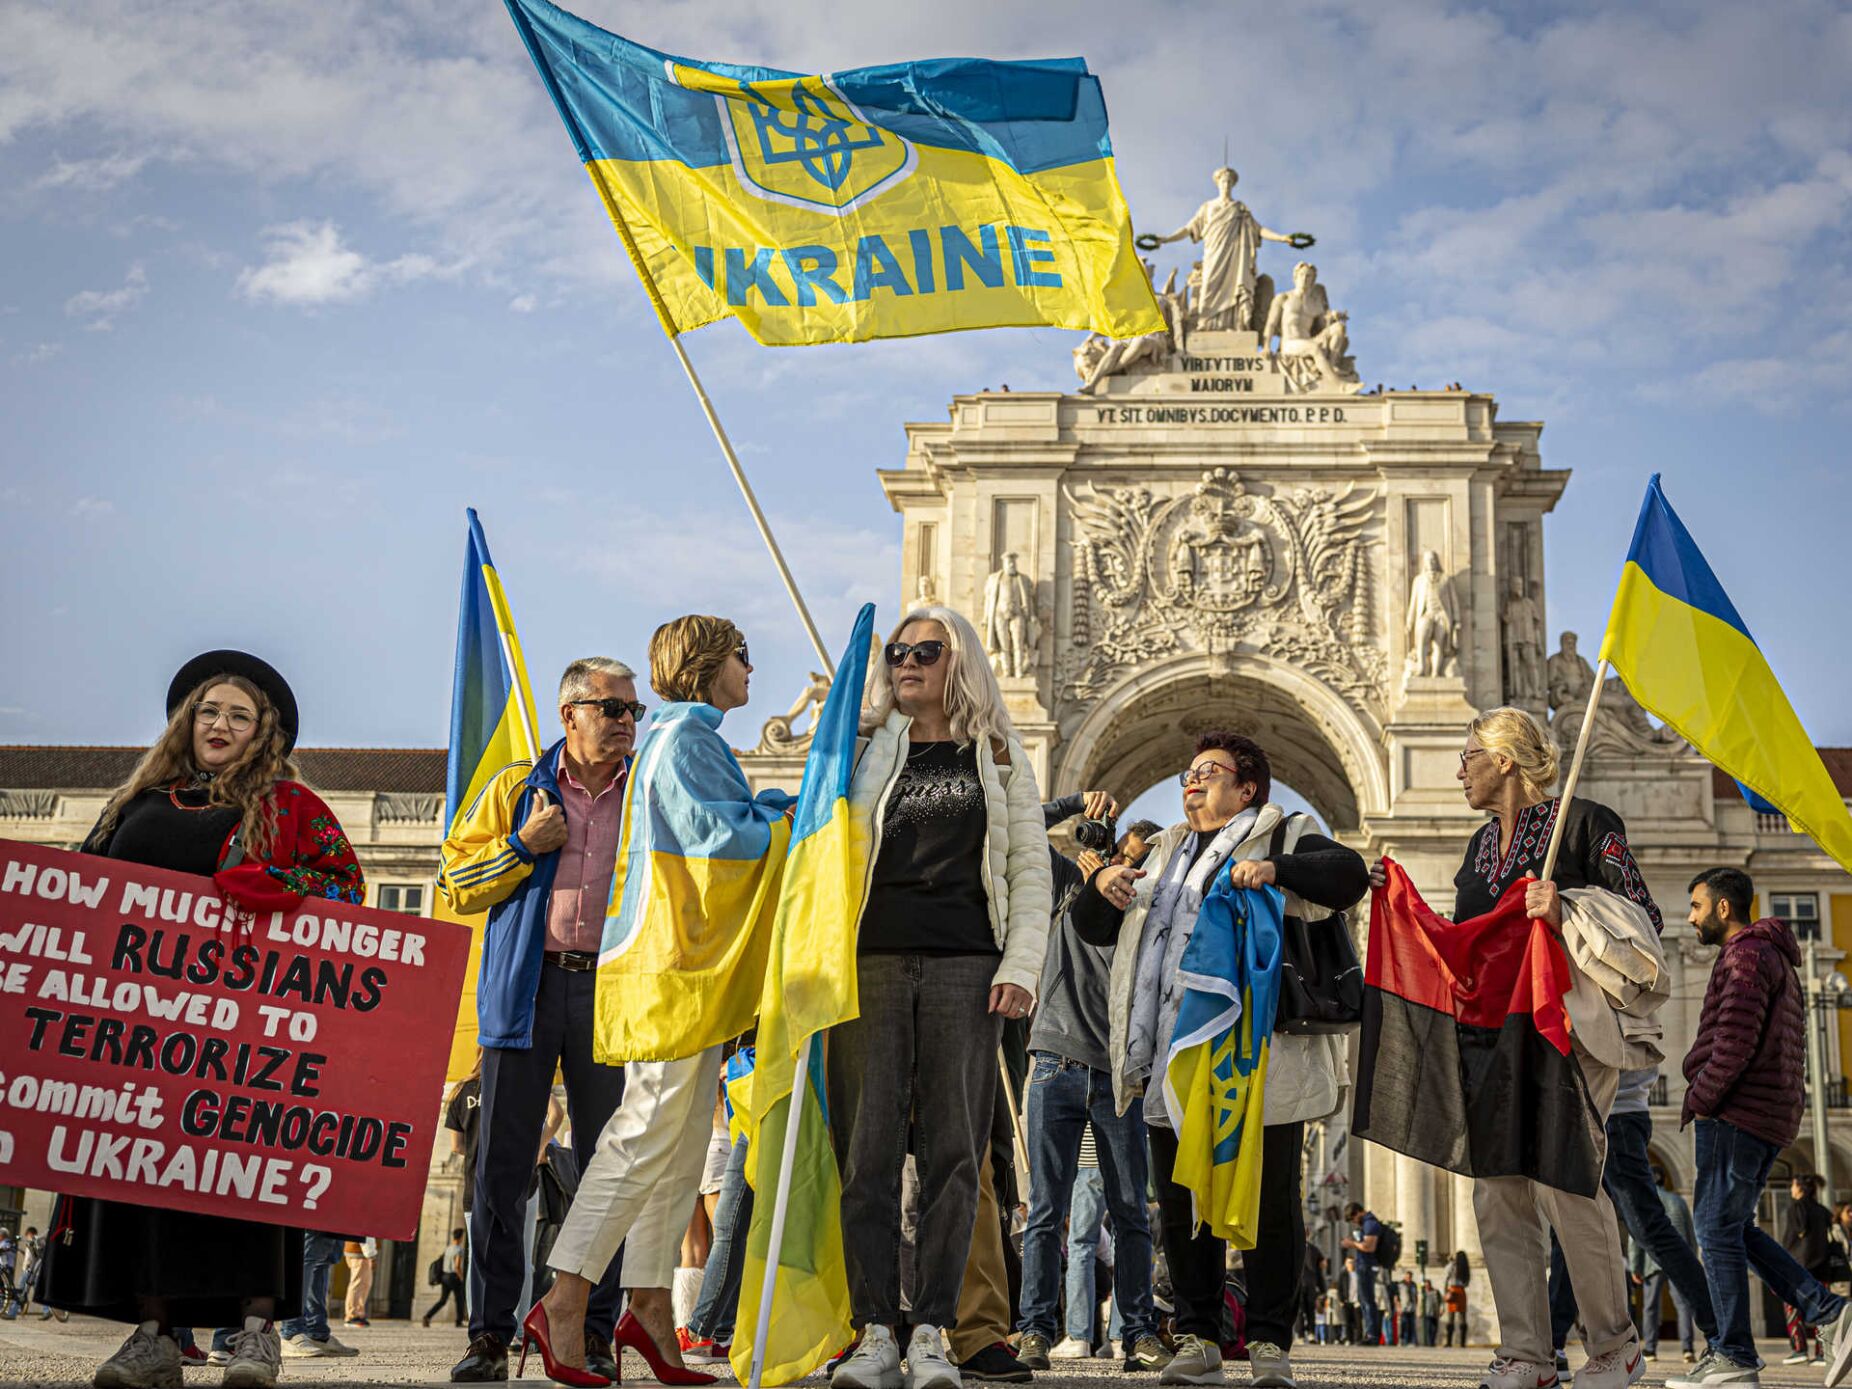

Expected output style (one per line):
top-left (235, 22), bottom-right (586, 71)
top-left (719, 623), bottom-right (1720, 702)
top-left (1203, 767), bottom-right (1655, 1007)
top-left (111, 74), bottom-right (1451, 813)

top-left (548, 1045), bottom-right (723, 1290)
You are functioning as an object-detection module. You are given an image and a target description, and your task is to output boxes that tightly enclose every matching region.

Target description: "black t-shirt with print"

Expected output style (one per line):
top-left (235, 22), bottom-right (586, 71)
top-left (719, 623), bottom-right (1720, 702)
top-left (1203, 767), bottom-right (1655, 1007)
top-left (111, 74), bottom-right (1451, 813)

top-left (859, 740), bottom-right (998, 956)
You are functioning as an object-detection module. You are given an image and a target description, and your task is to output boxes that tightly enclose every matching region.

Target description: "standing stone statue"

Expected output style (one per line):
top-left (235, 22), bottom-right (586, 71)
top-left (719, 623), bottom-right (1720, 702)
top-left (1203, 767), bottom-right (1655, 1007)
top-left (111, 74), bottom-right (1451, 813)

top-left (1153, 167), bottom-right (1307, 333)
top-left (983, 552), bottom-right (1037, 678)
top-left (1501, 579), bottom-right (1545, 702)
top-left (1404, 549), bottom-right (1459, 678)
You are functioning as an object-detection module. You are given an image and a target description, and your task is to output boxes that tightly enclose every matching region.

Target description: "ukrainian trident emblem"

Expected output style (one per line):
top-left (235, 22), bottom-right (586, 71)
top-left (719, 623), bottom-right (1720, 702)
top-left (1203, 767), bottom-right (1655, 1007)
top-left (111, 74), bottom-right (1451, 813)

top-left (703, 73), bottom-right (917, 214)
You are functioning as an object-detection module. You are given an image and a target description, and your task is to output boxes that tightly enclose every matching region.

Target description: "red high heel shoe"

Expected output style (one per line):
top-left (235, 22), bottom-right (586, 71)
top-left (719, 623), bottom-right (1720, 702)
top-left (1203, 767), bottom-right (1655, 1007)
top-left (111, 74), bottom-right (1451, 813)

top-left (519, 1302), bottom-right (611, 1387)
top-left (614, 1310), bottom-right (719, 1386)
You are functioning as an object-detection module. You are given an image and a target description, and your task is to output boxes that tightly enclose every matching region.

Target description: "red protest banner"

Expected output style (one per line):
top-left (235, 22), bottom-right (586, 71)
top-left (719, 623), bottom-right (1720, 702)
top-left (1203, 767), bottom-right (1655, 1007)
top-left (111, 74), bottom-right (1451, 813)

top-left (0, 838), bottom-right (468, 1240)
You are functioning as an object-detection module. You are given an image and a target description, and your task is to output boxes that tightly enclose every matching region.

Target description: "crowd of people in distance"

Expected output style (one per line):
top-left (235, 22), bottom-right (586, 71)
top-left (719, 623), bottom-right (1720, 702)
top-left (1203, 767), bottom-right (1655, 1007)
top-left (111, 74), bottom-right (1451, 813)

top-left (17, 616), bottom-right (1852, 1389)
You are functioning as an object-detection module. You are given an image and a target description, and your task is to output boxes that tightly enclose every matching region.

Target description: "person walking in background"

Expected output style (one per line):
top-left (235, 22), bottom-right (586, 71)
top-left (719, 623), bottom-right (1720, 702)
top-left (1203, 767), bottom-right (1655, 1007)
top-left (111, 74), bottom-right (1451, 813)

top-left (12, 1228), bottom-right (42, 1319)
top-left (1444, 1252), bottom-right (1471, 1349)
top-left (1668, 868), bottom-right (1852, 1389)
top-left (1398, 1272), bottom-right (1417, 1347)
top-left (438, 656), bottom-right (641, 1384)
top-left (1339, 1256), bottom-right (1363, 1345)
top-left (343, 1239), bottom-right (377, 1330)
top-left (1340, 1205), bottom-right (1386, 1345)
top-left (426, 1230), bottom-right (469, 1329)
top-left (1421, 1280), bottom-right (1442, 1347)
top-left (1782, 1175), bottom-right (1835, 1364)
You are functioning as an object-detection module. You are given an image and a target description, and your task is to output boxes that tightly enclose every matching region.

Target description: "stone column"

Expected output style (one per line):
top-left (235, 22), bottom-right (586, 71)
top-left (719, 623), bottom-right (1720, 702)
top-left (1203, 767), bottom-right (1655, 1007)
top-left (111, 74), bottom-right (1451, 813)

top-left (1451, 1171), bottom-right (1498, 1346)
top-left (1394, 1153), bottom-right (1436, 1271)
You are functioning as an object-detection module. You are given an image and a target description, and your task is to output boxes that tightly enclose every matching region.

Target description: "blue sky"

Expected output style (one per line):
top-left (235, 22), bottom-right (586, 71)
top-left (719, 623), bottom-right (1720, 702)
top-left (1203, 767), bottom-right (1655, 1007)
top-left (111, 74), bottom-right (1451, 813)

top-left (3, 0), bottom-right (1849, 819)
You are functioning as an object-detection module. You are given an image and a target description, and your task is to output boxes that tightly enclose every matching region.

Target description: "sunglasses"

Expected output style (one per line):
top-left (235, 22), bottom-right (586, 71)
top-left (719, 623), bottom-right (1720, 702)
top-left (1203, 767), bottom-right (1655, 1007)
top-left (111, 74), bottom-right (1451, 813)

top-left (735, 641), bottom-right (751, 666)
top-left (884, 640), bottom-right (947, 667)
top-left (569, 698), bottom-right (647, 722)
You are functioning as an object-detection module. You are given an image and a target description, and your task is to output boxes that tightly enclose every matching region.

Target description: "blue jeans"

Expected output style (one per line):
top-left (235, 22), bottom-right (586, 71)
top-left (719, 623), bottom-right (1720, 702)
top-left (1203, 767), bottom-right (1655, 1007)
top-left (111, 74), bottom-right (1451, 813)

top-left (1064, 1169), bottom-right (1124, 1344)
top-left (279, 1231), bottom-right (343, 1341)
top-left (1015, 1053), bottom-right (1154, 1349)
top-left (1694, 1117), bottom-right (1845, 1368)
top-left (1359, 1265), bottom-right (1381, 1343)
top-left (688, 1135), bottom-right (753, 1345)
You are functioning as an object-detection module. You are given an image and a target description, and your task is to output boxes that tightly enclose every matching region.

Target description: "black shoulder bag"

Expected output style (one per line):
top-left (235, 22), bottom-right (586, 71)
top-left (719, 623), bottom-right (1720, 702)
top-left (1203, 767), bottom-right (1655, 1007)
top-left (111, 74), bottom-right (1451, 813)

top-left (1268, 813), bottom-right (1365, 1034)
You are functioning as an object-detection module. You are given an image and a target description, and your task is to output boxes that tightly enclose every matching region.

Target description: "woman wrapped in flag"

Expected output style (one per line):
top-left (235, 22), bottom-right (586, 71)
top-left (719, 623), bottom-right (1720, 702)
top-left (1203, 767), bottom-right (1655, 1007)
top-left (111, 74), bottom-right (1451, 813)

top-left (528, 616), bottom-right (794, 1388)
top-left (826, 606), bottom-right (1052, 1389)
top-left (1363, 707), bottom-right (1663, 1389)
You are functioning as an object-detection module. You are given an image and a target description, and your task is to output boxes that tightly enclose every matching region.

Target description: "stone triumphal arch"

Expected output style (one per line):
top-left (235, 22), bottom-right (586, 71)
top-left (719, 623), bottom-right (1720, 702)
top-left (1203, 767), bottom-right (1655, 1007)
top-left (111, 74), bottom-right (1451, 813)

top-left (736, 166), bottom-right (1820, 1334)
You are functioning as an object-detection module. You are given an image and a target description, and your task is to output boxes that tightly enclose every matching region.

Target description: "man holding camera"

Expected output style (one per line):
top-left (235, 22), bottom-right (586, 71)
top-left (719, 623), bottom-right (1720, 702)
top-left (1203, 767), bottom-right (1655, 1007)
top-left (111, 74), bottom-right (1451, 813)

top-left (1016, 794), bottom-right (1169, 1374)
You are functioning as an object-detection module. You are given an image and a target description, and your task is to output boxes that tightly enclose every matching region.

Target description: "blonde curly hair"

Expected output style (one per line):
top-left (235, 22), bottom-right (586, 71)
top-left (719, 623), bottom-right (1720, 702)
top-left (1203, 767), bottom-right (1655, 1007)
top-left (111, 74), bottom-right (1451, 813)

top-left (1470, 705), bottom-right (1560, 801)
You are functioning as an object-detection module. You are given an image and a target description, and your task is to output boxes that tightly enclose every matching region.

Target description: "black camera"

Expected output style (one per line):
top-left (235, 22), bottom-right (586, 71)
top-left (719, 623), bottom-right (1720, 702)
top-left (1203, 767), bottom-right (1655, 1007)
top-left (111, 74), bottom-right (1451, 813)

top-left (1072, 815), bottom-right (1117, 854)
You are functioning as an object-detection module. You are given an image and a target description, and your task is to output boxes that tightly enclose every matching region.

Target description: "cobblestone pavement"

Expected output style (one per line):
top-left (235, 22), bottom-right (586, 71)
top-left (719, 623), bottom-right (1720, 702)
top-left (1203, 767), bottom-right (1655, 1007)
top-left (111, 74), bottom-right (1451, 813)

top-left (0, 1318), bottom-right (1838, 1389)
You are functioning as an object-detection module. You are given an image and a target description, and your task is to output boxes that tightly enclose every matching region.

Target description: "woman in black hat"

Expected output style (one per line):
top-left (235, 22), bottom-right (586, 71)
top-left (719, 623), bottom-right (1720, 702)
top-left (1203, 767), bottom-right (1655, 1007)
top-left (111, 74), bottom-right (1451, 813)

top-left (43, 651), bottom-right (365, 1389)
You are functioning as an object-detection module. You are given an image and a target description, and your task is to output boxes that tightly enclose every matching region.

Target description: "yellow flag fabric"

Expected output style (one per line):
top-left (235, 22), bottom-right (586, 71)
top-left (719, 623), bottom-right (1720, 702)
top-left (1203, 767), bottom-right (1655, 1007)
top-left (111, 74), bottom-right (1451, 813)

top-left (505, 0), bottom-right (1164, 345)
top-left (730, 604), bottom-right (875, 1385)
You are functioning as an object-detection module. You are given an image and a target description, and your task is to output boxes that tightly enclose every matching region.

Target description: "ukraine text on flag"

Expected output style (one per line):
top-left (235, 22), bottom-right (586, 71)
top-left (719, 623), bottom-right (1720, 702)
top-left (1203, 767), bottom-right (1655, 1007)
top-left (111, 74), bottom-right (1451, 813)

top-left (730, 603), bottom-right (876, 1387)
top-left (438, 509), bottom-right (542, 1081)
top-left (504, 0), bottom-right (1163, 345)
top-left (1600, 475), bottom-right (1852, 874)
top-left (1162, 876), bottom-right (1284, 1248)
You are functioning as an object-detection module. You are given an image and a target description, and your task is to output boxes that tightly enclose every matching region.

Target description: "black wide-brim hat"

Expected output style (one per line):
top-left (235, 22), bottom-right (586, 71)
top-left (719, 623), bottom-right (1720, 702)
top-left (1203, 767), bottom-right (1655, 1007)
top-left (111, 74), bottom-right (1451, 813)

top-left (166, 650), bottom-right (299, 753)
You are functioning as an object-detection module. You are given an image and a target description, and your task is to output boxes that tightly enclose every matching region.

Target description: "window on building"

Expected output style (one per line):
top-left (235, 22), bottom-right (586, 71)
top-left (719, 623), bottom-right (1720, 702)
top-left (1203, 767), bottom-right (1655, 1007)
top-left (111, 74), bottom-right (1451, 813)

top-left (375, 883), bottom-right (427, 916)
top-left (1772, 892), bottom-right (1821, 941)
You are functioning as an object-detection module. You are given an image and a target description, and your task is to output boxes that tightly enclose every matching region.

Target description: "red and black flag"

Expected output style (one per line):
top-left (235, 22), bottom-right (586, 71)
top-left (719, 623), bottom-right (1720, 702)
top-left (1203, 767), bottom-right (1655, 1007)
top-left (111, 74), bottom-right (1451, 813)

top-left (1352, 859), bottom-right (1602, 1197)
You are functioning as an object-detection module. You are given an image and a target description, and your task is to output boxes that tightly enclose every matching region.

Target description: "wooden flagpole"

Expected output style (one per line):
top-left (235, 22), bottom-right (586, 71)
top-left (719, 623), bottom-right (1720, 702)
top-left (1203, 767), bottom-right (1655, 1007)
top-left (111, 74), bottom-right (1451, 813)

top-left (1539, 658), bottom-right (1611, 882)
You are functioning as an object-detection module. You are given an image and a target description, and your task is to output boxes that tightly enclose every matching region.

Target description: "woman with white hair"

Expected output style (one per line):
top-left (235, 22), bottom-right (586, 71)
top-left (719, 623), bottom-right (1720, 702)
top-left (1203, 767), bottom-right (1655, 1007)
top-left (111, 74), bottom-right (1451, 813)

top-left (1370, 706), bottom-right (1663, 1389)
top-left (829, 606), bottom-right (1052, 1389)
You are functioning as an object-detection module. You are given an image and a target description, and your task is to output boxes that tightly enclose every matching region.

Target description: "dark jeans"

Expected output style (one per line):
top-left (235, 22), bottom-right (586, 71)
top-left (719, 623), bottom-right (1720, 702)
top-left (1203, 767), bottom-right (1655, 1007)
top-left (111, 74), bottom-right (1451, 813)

top-left (1694, 1117), bottom-right (1846, 1368)
top-left (1149, 1119), bottom-right (1305, 1347)
top-left (1423, 1314), bottom-right (1439, 1345)
top-left (279, 1231), bottom-right (343, 1340)
top-left (828, 952), bottom-right (1000, 1330)
top-left (425, 1272), bottom-right (466, 1324)
top-left (472, 961), bottom-right (627, 1344)
top-left (1548, 1108), bottom-right (1719, 1351)
top-left (1640, 1269), bottom-right (1695, 1354)
top-left (688, 1135), bottom-right (752, 1345)
top-left (1016, 1052), bottom-right (1155, 1348)
top-left (1359, 1263), bottom-right (1381, 1343)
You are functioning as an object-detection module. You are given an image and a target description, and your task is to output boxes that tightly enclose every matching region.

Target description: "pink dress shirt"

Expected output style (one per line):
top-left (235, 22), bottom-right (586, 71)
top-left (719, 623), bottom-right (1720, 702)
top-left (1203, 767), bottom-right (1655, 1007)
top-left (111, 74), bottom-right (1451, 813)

top-left (545, 759), bottom-right (628, 954)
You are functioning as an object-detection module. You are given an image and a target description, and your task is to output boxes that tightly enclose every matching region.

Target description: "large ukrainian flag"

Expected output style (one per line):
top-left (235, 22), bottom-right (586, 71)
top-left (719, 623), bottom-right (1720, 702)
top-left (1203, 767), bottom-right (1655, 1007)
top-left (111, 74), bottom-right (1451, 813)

top-left (1602, 475), bottom-right (1852, 874)
top-left (730, 603), bottom-right (875, 1387)
top-left (1162, 876), bottom-right (1284, 1247)
top-left (443, 509), bottom-right (543, 1080)
top-left (504, 0), bottom-right (1163, 345)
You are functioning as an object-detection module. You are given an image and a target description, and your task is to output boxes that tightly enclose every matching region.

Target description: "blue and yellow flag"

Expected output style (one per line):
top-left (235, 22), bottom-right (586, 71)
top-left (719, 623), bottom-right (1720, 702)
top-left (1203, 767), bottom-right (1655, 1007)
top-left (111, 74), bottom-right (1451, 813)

top-left (1602, 476), bottom-right (1852, 874)
top-left (1162, 876), bottom-right (1284, 1248)
top-left (593, 702), bottom-right (794, 1063)
top-left (504, 0), bottom-right (1163, 345)
top-left (730, 603), bottom-right (875, 1387)
top-left (443, 509), bottom-right (543, 1080)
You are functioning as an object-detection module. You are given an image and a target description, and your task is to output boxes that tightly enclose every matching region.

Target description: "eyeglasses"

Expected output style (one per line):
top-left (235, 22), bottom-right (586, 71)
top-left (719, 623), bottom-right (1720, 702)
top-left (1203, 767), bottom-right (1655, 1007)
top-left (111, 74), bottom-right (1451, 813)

top-left (1178, 763), bottom-right (1238, 788)
top-left (570, 698), bottom-right (647, 722)
top-left (194, 703), bottom-right (257, 733)
top-left (1459, 749), bottom-right (1487, 771)
top-left (884, 640), bottom-right (947, 667)
top-left (734, 641), bottom-right (751, 667)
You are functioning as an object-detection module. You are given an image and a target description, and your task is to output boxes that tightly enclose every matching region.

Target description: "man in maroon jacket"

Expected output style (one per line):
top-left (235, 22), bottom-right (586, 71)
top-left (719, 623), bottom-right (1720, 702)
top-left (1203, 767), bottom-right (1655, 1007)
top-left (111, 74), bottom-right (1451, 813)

top-left (1670, 868), bottom-right (1852, 1389)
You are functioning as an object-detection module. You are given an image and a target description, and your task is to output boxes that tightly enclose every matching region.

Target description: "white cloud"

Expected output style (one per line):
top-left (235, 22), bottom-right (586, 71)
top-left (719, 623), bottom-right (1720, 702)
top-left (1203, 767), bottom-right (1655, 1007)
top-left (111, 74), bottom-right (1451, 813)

top-left (36, 151), bottom-right (151, 190)
top-left (508, 294), bottom-right (537, 313)
top-left (63, 263), bottom-right (147, 329)
top-left (10, 341), bottom-right (62, 366)
top-left (71, 496), bottom-right (116, 518)
top-left (235, 220), bottom-right (441, 307)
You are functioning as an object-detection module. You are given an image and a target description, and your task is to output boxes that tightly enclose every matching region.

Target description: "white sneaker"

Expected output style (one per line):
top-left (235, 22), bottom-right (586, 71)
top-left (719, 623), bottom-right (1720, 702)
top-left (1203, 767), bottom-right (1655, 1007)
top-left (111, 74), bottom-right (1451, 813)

top-left (1783, 1350), bottom-right (1811, 1364)
top-left (1479, 1358), bottom-right (1560, 1389)
top-left (904, 1325), bottom-right (960, 1389)
top-left (1050, 1337), bottom-right (1092, 1359)
top-left (222, 1322), bottom-right (282, 1389)
top-left (282, 1332), bottom-right (338, 1358)
top-left (1826, 1298), bottom-right (1852, 1388)
top-left (833, 1325), bottom-right (903, 1389)
top-left (94, 1322), bottom-right (182, 1389)
top-left (1248, 1340), bottom-right (1296, 1388)
top-left (1158, 1334), bottom-right (1225, 1386)
top-left (1575, 1339), bottom-right (1644, 1389)
top-left (1664, 1350), bottom-right (1759, 1388)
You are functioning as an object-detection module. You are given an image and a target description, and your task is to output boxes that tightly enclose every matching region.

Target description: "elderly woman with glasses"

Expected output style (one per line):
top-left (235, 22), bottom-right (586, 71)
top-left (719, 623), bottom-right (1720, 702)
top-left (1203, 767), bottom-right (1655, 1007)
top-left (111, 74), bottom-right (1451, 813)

top-left (530, 616), bottom-right (795, 1388)
top-left (1074, 732), bottom-right (1367, 1389)
top-left (1367, 706), bottom-right (1663, 1389)
top-left (827, 606), bottom-right (1052, 1389)
top-left (47, 650), bottom-right (364, 1389)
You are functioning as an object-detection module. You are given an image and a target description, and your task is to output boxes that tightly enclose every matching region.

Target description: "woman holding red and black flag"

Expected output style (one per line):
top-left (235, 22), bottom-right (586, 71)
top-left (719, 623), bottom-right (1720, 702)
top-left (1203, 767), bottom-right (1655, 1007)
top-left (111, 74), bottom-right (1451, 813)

top-left (42, 650), bottom-right (364, 1389)
top-left (1365, 706), bottom-right (1662, 1389)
